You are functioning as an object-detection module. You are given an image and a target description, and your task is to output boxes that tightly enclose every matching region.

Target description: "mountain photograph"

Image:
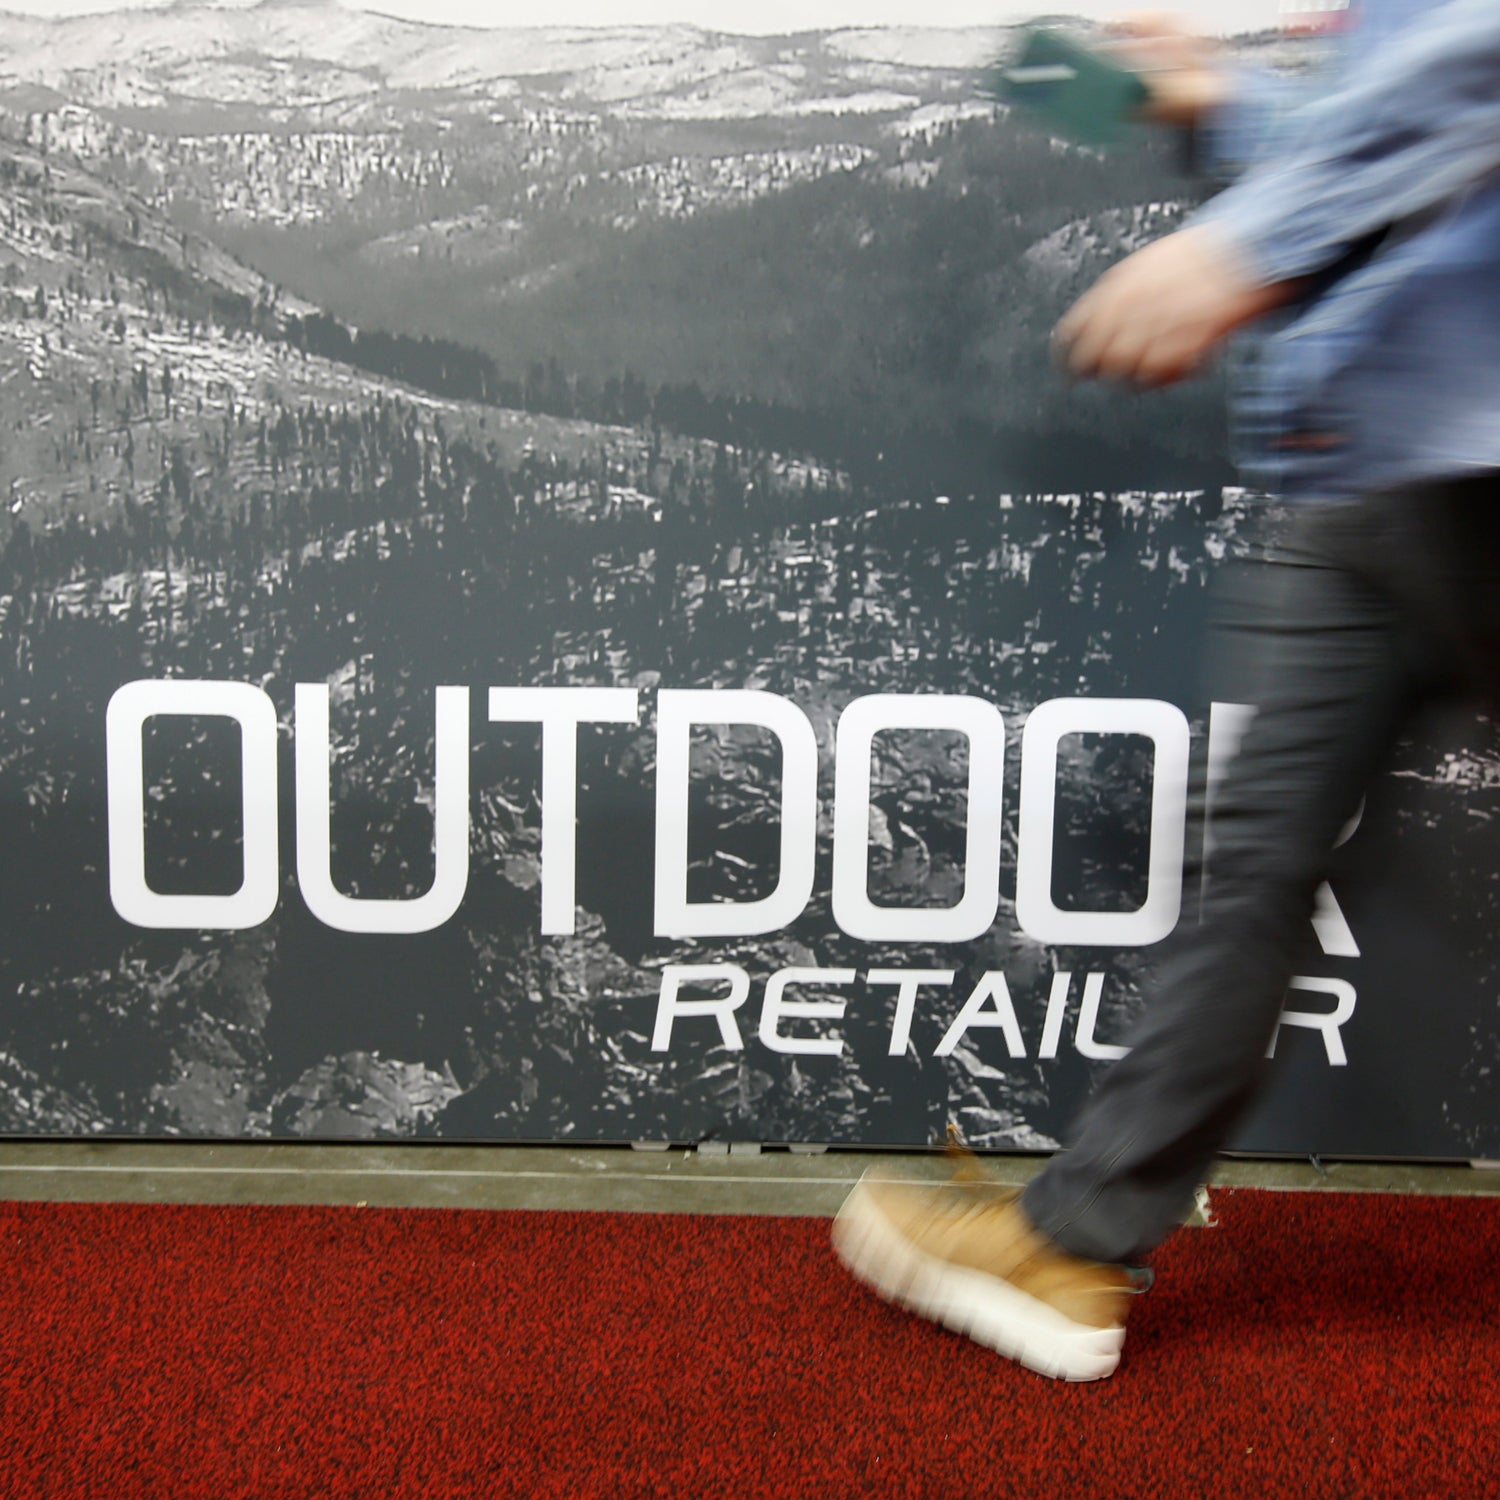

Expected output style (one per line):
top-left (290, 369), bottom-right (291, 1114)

top-left (1, 0), bottom-right (1496, 1155)
top-left (3, 0), bottom-right (1243, 488)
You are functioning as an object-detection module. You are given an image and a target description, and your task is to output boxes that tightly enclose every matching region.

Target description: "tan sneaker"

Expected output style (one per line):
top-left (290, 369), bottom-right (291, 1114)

top-left (831, 1166), bottom-right (1137, 1382)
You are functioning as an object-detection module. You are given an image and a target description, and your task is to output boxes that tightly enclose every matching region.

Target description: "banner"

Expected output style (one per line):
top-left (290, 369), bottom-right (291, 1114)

top-left (2, 4), bottom-right (1497, 1151)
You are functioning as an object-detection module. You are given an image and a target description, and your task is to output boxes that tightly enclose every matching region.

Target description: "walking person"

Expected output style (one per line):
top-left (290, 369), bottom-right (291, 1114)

top-left (833, 0), bottom-right (1500, 1380)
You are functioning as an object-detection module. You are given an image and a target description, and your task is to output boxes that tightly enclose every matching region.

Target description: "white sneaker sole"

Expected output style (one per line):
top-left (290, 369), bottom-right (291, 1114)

top-left (831, 1174), bottom-right (1125, 1382)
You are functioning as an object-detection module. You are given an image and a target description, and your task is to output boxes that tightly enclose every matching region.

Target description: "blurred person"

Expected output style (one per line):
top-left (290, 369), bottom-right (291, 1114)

top-left (833, 0), bottom-right (1500, 1381)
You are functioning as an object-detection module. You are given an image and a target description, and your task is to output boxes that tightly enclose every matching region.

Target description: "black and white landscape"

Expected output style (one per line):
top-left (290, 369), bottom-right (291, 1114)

top-left (0, 1), bottom-right (1496, 1153)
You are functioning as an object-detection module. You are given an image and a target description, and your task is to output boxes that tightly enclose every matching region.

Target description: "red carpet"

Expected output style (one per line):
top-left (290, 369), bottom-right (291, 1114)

top-left (1, 1188), bottom-right (1497, 1498)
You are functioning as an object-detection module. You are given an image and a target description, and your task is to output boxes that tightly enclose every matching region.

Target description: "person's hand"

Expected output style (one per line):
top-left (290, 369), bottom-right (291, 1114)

top-left (1105, 12), bottom-right (1233, 129)
top-left (1053, 224), bottom-right (1293, 388)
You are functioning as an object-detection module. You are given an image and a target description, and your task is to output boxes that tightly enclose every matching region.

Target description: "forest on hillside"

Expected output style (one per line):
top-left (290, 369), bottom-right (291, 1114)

top-left (225, 118), bottom-right (1232, 493)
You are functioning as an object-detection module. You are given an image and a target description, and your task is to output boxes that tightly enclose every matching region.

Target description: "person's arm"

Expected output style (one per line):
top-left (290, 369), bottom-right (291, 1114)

top-left (1200, 0), bottom-right (1500, 286)
top-left (1057, 0), bottom-right (1500, 387)
top-left (1106, 18), bottom-right (1301, 180)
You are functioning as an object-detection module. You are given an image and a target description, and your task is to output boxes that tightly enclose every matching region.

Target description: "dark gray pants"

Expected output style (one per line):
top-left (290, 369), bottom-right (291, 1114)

top-left (1021, 477), bottom-right (1500, 1265)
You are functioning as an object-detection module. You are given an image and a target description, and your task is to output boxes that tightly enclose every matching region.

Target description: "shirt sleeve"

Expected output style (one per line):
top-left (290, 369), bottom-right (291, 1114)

top-left (1194, 0), bottom-right (1500, 286)
top-left (1189, 65), bottom-right (1302, 184)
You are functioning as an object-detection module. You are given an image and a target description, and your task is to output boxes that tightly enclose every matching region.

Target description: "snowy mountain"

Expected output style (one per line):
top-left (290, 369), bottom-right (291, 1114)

top-left (0, 1), bottom-right (1009, 121)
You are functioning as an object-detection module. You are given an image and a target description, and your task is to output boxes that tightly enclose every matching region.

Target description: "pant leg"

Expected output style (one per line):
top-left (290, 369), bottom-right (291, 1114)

top-left (1021, 497), bottom-right (1445, 1266)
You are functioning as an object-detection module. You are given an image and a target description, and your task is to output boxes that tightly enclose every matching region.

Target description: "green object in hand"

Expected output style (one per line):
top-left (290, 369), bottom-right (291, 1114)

top-left (988, 28), bottom-right (1150, 148)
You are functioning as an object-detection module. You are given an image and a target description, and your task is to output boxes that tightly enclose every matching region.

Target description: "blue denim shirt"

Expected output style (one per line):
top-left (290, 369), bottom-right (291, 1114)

top-left (1193, 0), bottom-right (1500, 500)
